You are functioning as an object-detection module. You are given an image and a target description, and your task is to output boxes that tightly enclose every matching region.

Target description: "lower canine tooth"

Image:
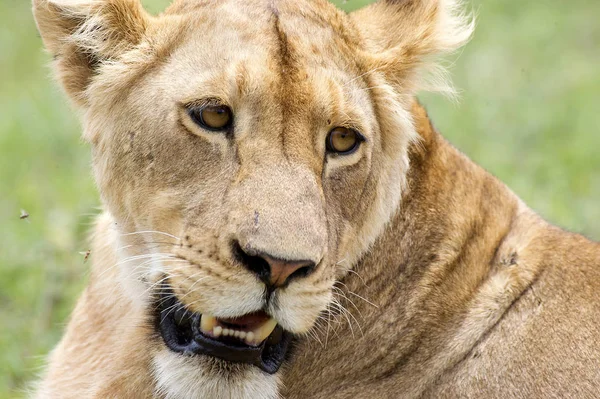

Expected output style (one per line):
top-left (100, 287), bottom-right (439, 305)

top-left (200, 315), bottom-right (217, 334)
top-left (252, 318), bottom-right (277, 344)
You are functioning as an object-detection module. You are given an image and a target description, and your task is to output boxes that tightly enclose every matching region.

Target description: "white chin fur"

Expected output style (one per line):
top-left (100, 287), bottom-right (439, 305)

top-left (152, 349), bottom-right (280, 399)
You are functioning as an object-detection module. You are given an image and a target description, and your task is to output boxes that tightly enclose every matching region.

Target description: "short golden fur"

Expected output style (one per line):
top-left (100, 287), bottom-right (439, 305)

top-left (32, 0), bottom-right (600, 397)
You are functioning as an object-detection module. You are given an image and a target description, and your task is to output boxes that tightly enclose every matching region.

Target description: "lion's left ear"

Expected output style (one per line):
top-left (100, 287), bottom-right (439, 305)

top-left (351, 0), bottom-right (474, 94)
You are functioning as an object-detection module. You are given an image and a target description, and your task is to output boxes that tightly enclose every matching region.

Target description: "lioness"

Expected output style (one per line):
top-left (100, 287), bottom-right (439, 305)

top-left (32, 0), bottom-right (600, 397)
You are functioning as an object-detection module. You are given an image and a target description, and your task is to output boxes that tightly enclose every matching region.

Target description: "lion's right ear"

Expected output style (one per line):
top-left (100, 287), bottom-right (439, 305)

top-left (32, 0), bottom-right (150, 107)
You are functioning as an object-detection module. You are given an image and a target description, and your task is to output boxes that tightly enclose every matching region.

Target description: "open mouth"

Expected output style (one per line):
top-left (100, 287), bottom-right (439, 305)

top-left (156, 290), bottom-right (291, 374)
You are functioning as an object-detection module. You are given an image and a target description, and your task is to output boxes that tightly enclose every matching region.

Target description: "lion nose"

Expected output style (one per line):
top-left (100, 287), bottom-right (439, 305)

top-left (263, 256), bottom-right (315, 288)
top-left (232, 241), bottom-right (316, 288)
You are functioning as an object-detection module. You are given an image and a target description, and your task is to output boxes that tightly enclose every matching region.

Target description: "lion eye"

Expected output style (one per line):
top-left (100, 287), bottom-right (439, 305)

top-left (326, 127), bottom-right (363, 154)
top-left (189, 104), bottom-right (233, 131)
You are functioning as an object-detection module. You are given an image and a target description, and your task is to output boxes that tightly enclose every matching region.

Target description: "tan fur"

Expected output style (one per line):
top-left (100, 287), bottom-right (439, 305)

top-left (32, 0), bottom-right (600, 398)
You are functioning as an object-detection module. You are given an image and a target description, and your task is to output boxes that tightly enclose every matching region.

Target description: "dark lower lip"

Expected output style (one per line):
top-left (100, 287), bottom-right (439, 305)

top-left (155, 290), bottom-right (291, 374)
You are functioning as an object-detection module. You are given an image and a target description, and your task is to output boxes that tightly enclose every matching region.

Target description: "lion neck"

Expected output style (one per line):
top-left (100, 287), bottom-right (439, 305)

top-left (282, 100), bottom-right (547, 397)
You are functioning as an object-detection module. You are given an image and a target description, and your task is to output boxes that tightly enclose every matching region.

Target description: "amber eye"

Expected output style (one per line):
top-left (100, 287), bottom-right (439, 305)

top-left (189, 104), bottom-right (233, 131)
top-left (326, 127), bottom-right (363, 154)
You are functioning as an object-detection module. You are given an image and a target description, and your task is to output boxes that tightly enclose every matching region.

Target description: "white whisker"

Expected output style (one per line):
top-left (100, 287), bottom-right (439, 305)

top-left (120, 230), bottom-right (181, 240)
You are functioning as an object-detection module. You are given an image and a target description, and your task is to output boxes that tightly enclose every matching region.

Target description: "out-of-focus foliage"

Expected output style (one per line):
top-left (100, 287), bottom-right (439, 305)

top-left (1, 0), bottom-right (598, 397)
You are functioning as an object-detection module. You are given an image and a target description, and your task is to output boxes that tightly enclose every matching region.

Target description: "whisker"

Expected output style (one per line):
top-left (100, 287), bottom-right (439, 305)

top-left (335, 281), bottom-right (378, 309)
top-left (117, 241), bottom-right (178, 251)
top-left (328, 299), bottom-right (355, 338)
top-left (345, 269), bottom-right (367, 286)
top-left (347, 290), bottom-right (378, 308)
top-left (332, 286), bottom-right (364, 318)
top-left (139, 275), bottom-right (173, 299)
top-left (330, 296), bottom-right (364, 338)
top-left (120, 230), bottom-right (181, 240)
top-left (95, 253), bottom-right (176, 279)
top-left (177, 278), bottom-right (209, 302)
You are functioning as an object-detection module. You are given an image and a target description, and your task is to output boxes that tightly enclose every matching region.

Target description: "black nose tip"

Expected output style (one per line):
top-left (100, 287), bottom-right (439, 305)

top-left (232, 241), bottom-right (315, 288)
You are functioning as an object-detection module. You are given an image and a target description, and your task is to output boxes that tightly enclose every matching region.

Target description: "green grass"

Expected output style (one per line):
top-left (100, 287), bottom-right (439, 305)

top-left (1, 0), bottom-right (599, 397)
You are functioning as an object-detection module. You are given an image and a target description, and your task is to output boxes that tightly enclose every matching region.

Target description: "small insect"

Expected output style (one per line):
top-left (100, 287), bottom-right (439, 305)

top-left (79, 250), bottom-right (92, 263)
top-left (20, 209), bottom-right (29, 220)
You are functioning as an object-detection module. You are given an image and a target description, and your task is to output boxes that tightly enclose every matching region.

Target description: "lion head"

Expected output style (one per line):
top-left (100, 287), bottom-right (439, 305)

top-left (33, 0), bottom-right (472, 394)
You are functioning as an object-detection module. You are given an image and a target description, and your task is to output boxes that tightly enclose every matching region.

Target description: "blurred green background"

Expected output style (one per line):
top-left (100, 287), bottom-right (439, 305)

top-left (1, 0), bottom-right (599, 397)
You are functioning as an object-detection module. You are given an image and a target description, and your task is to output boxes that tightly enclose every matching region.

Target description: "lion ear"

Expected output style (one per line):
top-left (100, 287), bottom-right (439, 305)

top-left (351, 0), bottom-right (474, 95)
top-left (32, 0), bottom-right (150, 107)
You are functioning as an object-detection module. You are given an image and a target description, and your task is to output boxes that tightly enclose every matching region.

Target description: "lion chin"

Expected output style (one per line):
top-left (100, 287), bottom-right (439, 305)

top-left (32, 0), bottom-right (600, 398)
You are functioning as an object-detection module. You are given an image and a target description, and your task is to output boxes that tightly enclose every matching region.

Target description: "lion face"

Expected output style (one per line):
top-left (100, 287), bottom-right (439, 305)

top-left (86, 0), bottom-right (409, 363)
top-left (34, 0), bottom-right (471, 387)
top-left (94, 1), bottom-right (394, 372)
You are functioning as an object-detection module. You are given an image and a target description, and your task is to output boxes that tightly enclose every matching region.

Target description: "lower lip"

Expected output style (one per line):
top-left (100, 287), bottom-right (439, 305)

top-left (156, 291), bottom-right (292, 374)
